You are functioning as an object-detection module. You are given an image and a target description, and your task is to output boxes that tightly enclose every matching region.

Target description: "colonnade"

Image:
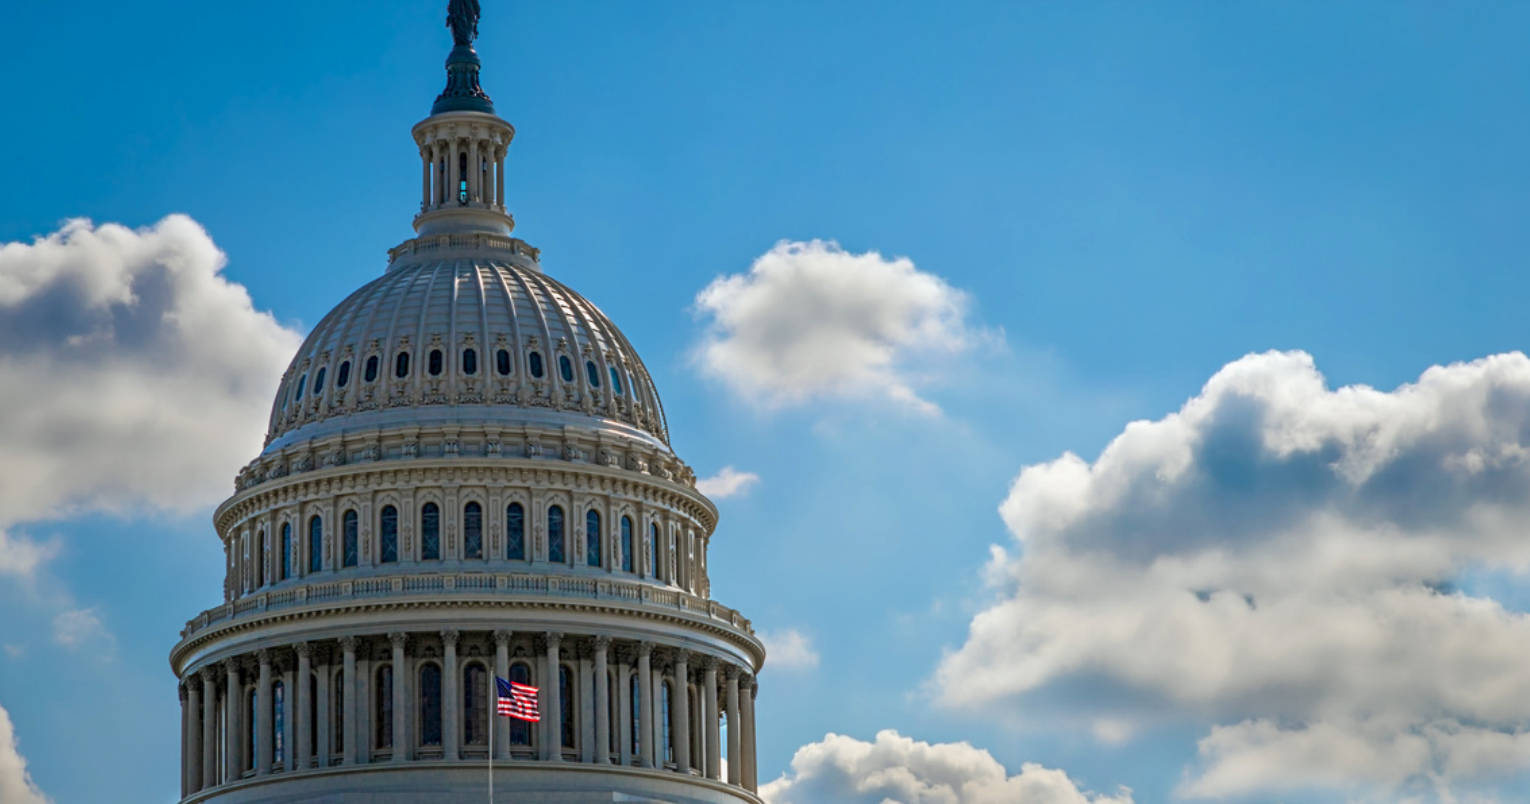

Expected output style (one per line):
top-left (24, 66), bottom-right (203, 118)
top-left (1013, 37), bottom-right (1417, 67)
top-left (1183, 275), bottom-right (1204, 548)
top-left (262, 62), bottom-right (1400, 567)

top-left (179, 630), bottom-right (758, 798)
top-left (420, 134), bottom-right (507, 212)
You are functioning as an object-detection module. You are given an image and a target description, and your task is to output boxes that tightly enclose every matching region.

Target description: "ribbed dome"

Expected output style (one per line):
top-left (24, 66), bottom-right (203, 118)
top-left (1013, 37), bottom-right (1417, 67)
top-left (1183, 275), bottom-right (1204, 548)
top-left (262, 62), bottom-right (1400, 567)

top-left (264, 237), bottom-right (669, 453)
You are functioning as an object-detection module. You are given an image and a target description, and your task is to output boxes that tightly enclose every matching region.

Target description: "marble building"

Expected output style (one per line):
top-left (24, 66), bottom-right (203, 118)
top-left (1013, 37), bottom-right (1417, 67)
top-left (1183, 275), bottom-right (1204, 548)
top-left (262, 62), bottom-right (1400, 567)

top-left (167, 7), bottom-right (765, 803)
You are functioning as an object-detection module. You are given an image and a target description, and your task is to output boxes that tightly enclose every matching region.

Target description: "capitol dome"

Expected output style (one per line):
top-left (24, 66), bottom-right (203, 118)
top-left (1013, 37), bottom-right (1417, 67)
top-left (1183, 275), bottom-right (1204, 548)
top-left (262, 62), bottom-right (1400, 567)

top-left (171, 7), bottom-right (764, 804)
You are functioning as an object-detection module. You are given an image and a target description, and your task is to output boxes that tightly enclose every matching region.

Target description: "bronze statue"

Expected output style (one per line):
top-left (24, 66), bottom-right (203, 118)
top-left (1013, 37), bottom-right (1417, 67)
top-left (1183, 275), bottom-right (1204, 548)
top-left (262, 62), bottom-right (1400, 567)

top-left (447, 0), bottom-right (481, 46)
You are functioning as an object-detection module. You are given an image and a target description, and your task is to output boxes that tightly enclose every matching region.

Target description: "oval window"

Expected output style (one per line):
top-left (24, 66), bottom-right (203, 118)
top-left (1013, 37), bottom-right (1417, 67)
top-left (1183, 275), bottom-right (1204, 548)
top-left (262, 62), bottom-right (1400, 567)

top-left (364, 355), bottom-right (379, 383)
top-left (337, 360), bottom-right (352, 388)
top-left (462, 348), bottom-right (478, 376)
top-left (314, 366), bottom-right (327, 393)
top-left (528, 352), bottom-right (544, 378)
top-left (558, 355), bottom-right (574, 383)
top-left (395, 352), bottom-right (411, 378)
top-left (428, 349), bottom-right (444, 376)
top-left (586, 361), bottom-right (601, 388)
top-left (295, 374), bottom-right (307, 401)
top-left (496, 349), bottom-right (511, 376)
top-left (609, 367), bottom-right (623, 395)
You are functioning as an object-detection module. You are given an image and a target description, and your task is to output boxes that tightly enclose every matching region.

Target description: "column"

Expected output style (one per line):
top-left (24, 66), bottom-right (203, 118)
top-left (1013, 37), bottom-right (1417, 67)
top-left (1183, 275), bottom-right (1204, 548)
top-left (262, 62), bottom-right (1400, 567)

top-left (389, 633), bottom-right (408, 762)
top-left (316, 654), bottom-right (332, 768)
top-left (544, 632), bottom-right (563, 761)
top-left (703, 657), bottom-right (720, 780)
top-left (431, 142), bottom-right (443, 206)
top-left (617, 659), bottom-right (633, 768)
top-left (593, 636), bottom-right (610, 765)
top-left (223, 659), bottom-right (241, 782)
top-left (443, 630), bottom-right (460, 760)
top-left (187, 678), bottom-right (204, 793)
top-left (179, 682), bottom-right (189, 796)
top-left (281, 662), bottom-right (296, 772)
top-left (255, 651), bottom-right (272, 776)
top-left (200, 668), bottom-right (217, 789)
top-left (421, 148), bottom-right (431, 211)
top-left (725, 667), bottom-right (741, 785)
top-left (672, 650), bottom-right (691, 774)
top-left (295, 643), bottom-right (312, 771)
top-left (493, 631), bottom-right (511, 759)
top-left (468, 138), bottom-right (480, 203)
top-left (637, 642), bottom-right (654, 768)
top-left (340, 637), bottom-right (359, 765)
top-left (496, 150), bottom-right (506, 210)
top-left (742, 678), bottom-right (757, 791)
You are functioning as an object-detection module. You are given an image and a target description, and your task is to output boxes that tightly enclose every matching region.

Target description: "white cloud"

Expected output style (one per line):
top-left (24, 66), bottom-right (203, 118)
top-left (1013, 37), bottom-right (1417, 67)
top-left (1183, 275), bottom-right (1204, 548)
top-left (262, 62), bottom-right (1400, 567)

top-left (760, 730), bottom-right (1133, 804)
top-left (693, 240), bottom-right (977, 413)
top-left (0, 702), bottom-right (49, 804)
top-left (758, 628), bottom-right (820, 671)
top-left (696, 466), bottom-right (761, 499)
top-left (51, 609), bottom-right (109, 650)
top-left (0, 531), bottom-right (55, 581)
top-left (936, 350), bottom-right (1530, 800)
top-left (0, 216), bottom-right (301, 578)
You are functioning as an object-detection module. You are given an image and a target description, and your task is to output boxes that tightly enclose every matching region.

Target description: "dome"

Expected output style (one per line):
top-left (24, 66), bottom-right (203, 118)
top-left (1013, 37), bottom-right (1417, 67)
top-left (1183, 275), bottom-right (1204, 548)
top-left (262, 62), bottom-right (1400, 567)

top-left (263, 234), bottom-right (671, 455)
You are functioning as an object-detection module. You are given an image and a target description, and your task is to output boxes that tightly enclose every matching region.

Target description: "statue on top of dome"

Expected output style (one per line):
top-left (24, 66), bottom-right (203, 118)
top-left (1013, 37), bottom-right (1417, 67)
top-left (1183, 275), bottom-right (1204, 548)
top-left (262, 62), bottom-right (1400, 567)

top-left (447, 0), bottom-right (481, 46)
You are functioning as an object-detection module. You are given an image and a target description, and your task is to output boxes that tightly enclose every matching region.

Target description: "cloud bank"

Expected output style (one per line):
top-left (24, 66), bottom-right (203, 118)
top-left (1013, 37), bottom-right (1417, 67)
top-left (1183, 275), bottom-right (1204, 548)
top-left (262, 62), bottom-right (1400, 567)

top-left (0, 703), bottom-right (48, 804)
top-left (694, 240), bottom-right (976, 413)
top-left (697, 467), bottom-right (761, 499)
top-left (936, 350), bottom-right (1530, 800)
top-left (758, 628), bottom-right (820, 671)
top-left (761, 730), bottom-right (1133, 804)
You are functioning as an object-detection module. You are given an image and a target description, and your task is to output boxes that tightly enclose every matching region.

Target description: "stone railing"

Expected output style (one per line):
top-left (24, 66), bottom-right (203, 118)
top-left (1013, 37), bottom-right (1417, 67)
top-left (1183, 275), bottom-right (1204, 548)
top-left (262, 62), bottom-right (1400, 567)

top-left (180, 572), bottom-right (754, 643)
top-left (387, 233), bottom-right (538, 263)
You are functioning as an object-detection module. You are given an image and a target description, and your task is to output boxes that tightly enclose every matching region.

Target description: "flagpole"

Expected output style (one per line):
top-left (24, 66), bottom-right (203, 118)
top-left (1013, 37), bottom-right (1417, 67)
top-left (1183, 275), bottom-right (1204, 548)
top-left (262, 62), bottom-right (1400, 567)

top-left (488, 681), bottom-right (494, 804)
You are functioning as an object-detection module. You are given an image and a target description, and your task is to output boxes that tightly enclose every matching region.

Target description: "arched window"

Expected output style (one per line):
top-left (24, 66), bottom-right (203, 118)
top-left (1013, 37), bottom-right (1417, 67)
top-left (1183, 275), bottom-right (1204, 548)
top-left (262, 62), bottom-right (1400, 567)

top-left (629, 673), bottom-right (641, 756)
top-left (309, 516), bottom-right (323, 573)
top-left (395, 352), bottom-right (410, 378)
top-left (428, 349), bottom-right (444, 376)
top-left (559, 664), bottom-right (575, 750)
top-left (496, 349), bottom-right (512, 376)
top-left (621, 516), bottom-right (634, 573)
top-left (364, 355), bottom-right (379, 383)
top-left (464, 502), bottom-right (483, 559)
top-left (255, 530), bottom-right (266, 588)
top-left (421, 503), bottom-right (441, 561)
top-left (661, 679), bottom-right (673, 763)
top-left (462, 348), bottom-right (478, 376)
top-left (333, 671), bottom-right (345, 754)
top-left (548, 505), bottom-right (565, 564)
top-left (337, 360), bottom-right (351, 388)
top-left (343, 510), bottom-right (358, 568)
top-left (314, 366), bottom-right (327, 394)
top-left (558, 355), bottom-right (574, 383)
top-left (295, 374), bottom-right (307, 401)
top-left (586, 510), bottom-right (602, 568)
top-left (508, 662), bottom-right (532, 746)
top-left (651, 523), bottom-right (661, 581)
top-left (463, 664), bottom-right (488, 747)
top-left (586, 360), bottom-right (601, 387)
top-left (506, 503), bottom-right (525, 560)
top-left (273, 680), bottom-right (286, 765)
top-left (458, 151), bottom-right (469, 204)
top-left (420, 664), bottom-right (443, 747)
top-left (280, 523), bottom-right (292, 581)
top-left (375, 664), bottom-right (394, 749)
top-left (609, 367), bottom-right (623, 395)
top-left (528, 351), bottom-right (544, 378)
top-left (379, 506), bottom-right (398, 564)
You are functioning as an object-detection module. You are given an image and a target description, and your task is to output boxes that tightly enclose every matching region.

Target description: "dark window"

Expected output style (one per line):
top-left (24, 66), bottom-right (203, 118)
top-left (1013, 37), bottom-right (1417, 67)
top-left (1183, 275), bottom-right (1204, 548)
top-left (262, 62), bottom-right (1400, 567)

top-left (610, 367), bottom-right (623, 395)
top-left (558, 355), bottom-right (574, 383)
top-left (629, 673), bottom-right (641, 755)
top-left (463, 664), bottom-right (488, 746)
top-left (548, 505), bottom-right (565, 563)
top-left (281, 523), bottom-right (292, 580)
top-left (343, 511), bottom-right (359, 568)
top-left (651, 523), bottom-right (661, 580)
top-left (309, 516), bottom-right (323, 573)
top-left (509, 663), bottom-right (532, 746)
top-left (428, 349), bottom-right (443, 376)
top-left (528, 352), bottom-right (544, 378)
top-left (248, 691), bottom-right (258, 771)
top-left (496, 349), bottom-right (512, 376)
top-left (586, 510), bottom-right (602, 568)
top-left (586, 360), bottom-right (601, 387)
top-left (380, 505), bottom-right (398, 564)
top-left (333, 671), bottom-right (345, 752)
top-left (608, 672), bottom-right (620, 755)
top-left (560, 665), bottom-right (575, 749)
top-left (376, 665), bottom-right (394, 749)
top-left (621, 516), bottom-right (634, 573)
top-left (314, 366), bottom-right (327, 394)
top-left (256, 530), bottom-right (266, 587)
top-left (420, 664), bottom-right (443, 746)
top-left (422, 503), bottom-right (441, 560)
top-left (462, 349), bottom-right (478, 376)
top-left (364, 356), bottom-right (379, 383)
top-left (309, 673), bottom-right (319, 755)
top-left (661, 680), bottom-right (673, 763)
top-left (294, 375), bottom-right (307, 402)
top-left (458, 152), bottom-right (469, 205)
top-left (337, 360), bottom-right (352, 388)
top-left (506, 503), bottom-right (525, 560)
top-left (464, 502), bottom-right (483, 559)
top-left (395, 352), bottom-right (410, 378)
top-left (271, 684), bottom-right (285, 763)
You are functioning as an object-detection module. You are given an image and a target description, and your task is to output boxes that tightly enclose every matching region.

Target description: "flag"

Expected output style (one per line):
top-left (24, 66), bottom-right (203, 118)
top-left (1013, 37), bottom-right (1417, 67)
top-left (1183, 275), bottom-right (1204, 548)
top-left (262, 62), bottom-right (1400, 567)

top-left (497, 676), bottom-right (540, 722)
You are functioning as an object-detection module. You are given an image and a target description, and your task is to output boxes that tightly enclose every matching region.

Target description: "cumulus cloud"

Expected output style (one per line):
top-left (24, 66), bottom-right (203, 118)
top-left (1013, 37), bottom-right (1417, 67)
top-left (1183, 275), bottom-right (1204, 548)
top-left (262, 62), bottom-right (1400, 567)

top-left (758, 628), bottom-right (820, 671)
top-left (936, 350), bottom-right (1530, 800)
top-left (693, 240), bottom-right (977, 413)
top-left (696, 467), bottom-right (761, 499)
top-left (0, 216), bottom-right (301, 574)
top-left (761, 730), bottom-right (1133, 804)
top-left (51, 609), bottom-right (109, 650)
top-left (0, 532), bottom-right (55, 581)
top-left (0, 703), bottom-right (49, 804)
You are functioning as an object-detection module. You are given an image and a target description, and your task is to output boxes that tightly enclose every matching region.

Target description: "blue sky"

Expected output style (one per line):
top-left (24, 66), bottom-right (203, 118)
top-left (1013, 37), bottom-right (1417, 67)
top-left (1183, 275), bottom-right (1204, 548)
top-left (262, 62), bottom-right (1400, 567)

top-left (5, 2), bottom-right (1530, 803)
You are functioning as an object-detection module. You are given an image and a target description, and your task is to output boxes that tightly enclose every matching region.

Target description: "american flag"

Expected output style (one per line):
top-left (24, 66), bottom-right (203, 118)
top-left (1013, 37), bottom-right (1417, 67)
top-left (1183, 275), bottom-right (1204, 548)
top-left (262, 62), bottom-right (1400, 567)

top-left (497, 676), bottom-right (540, 722)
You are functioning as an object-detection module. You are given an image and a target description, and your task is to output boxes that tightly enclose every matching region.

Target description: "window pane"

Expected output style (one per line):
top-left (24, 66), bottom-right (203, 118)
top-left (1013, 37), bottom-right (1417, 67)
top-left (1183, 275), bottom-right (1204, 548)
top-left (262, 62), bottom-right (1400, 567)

top-left (496, 349), bottom-right (511, 376)
top-left (420, 665), bottom-right (443, 746)
top-left (376, 665), bottom-right (393, 748)
top-left (509, 663), bottom-right (531, 746)
top-left (343, 511), bottom-right (358, 568)
top-left (464, 502), bottom-right (483, 559)
top-left (310, 517), bottom-right (323, 573)
top-left (586, 510), bottom-right (601, 567)
top-left (428, 349), bottom-right (443, 376)
top-left (610, 367), bottom-right (623, 395)
top-left (395, 352), bottom-right (410, 378)
top-left (463, 664), bottom-right (487, 746)
top-left (507, 503), bottom-right (525, 560)
top-left (295, 375), bottom-right (306, 401)
top-left (337, 360), bottom-right (351, 388)
top-left (314, 367), bottom-right (326, 394)
top-left (621, 517), bottom-right (633, 573)
top-left (334, 672), bottom-right (345, 752)
top-left (548, 506), bottom-right (565, 563)
top-left (422, 503), bottom-right (441, 560)
top-left (651, 524), bottom-right (660, 580)
top-left (586, 360), bottom-right (601, 387)
top-left (256, 530), bottom-right (266, 587)
top-left (380, 506), bottom-right (398, 564)
top-left (462, 349), bottom-right (478, 376)
top-left (364, 356), bottom-right (379, 383)
top-left (558, 355), bottom-right (574, 383)
top-left (559, 665), bottom-right (575, 749)
top-left (630, 674), bottom-right (641, 755)
top-left (528, 352), bottom-right (543, 378)
top-left (281, 523), bottom-right (292, 580)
